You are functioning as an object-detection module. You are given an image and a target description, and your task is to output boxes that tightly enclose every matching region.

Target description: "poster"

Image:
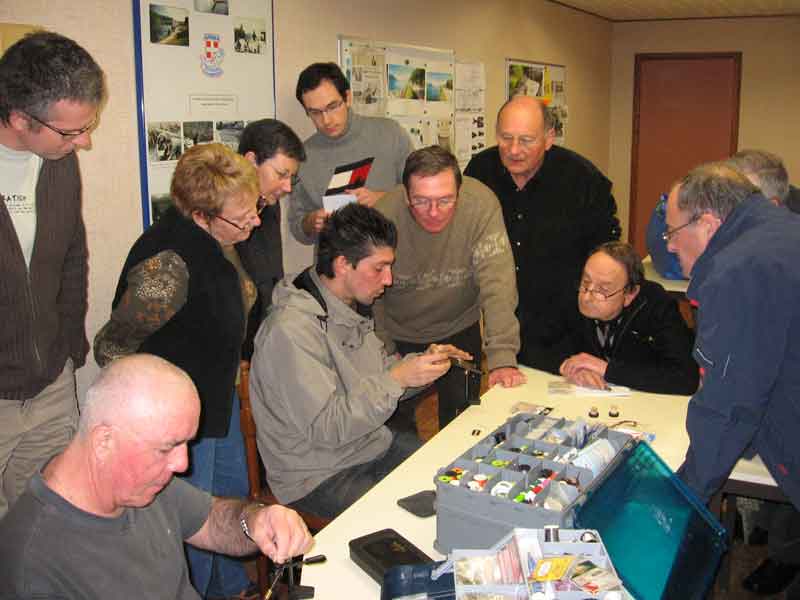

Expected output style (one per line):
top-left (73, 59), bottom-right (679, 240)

top-left (506, 59), bottom-right (568, 144)
top-left (134, 0), bottom-right (275, 227)
top-left (454, 61), bottom-right (486, 170)
top-left (339, 37), bottom-right (455, 151)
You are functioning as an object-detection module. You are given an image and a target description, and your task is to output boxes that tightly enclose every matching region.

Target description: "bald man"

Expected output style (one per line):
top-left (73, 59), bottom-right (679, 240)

top-left (0, 354), bottom-right (312, 600)
top-left (465, 96), bottom-right (620, 368)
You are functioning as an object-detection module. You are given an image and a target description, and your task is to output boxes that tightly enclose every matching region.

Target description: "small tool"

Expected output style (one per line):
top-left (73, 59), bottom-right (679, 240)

top-left (264, 554), bottom-right (327, 600)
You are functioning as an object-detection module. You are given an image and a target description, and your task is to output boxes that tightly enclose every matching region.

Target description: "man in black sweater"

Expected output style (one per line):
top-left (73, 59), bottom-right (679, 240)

top-left (465, 96), bottom-right (620, 366)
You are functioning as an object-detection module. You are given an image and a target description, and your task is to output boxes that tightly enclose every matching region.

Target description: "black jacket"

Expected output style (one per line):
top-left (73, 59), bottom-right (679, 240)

top-left (465, 145), bottom-right (620, 363)
top-left (522, 280), bottom-right (698, 395)
top-left (111, 207), bottom-right (244, 438)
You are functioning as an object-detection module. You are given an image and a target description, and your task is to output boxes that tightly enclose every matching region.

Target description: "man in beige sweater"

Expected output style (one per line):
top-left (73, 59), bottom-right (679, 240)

top-left (375, 146), bottom-right (525, 430)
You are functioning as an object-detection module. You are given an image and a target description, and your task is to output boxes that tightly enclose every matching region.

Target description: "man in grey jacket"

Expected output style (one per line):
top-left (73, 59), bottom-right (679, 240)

top-left (250, 204), bottom-right (467, 519)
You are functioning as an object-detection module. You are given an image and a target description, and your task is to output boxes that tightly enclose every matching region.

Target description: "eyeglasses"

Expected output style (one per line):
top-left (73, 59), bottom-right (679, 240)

top-left (662, 214), bottom-right (700, 242)
top-left (497, 133), bottom-right (540, 148)
top-left (213, 196), bottom-right (267, 232)
top-left (265, 162), bottom-right (301, 187)
top-left (577, 282), bottom-right (626, 301)
top-left (306, 99), bottom-right (345, 119)
top-left (408, 197), bottom-right (456, 210)
top-left (26, 112), bottom-right (97, 140)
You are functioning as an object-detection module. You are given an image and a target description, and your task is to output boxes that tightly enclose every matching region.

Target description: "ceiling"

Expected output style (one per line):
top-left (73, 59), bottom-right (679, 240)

top-left (550, 0), bottom-right (800, 21)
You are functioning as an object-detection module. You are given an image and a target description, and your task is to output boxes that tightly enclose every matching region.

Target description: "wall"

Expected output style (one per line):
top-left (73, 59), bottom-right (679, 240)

top-left (609, 16), bottom-right (800, 237)
top-left (0, 0), bottom-right (612, 397)
top-left (274, 0), bottom-right (613, 274)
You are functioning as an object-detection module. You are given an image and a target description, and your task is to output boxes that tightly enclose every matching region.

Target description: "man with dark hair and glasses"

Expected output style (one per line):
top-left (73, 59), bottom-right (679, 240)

top-left (374, 146), bottom-right (525, 432)
top-left (0, 31), bottom-right (105, 519)
top-left (287, 62), bottom-right (413, 244)
top-left (666, 162), bottom-right (800, 596)
top-left (525, 241), bottom-right (697, 395)
top-left (235, 118), bottom-right (305, 326)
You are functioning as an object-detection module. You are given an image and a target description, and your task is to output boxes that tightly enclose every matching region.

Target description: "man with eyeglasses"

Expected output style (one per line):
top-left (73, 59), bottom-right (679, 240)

top-left (0, 31), bottom-right (105, 519)
top-left (666, 162), bottom-right (800, 597)
top-left (465, 96), bottom-right (620, 369)
top-left (526, 241), bottom-right (697, 395)
top-left (287, 62), bottom-right (413, 245)
top-left (235, 119), bottom-right (305, 326)
top-left (374, 146), bottom-right (525, 431)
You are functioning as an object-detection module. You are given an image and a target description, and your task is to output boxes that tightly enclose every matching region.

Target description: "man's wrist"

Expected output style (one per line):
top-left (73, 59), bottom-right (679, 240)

top-left (239, 502), bottom-right (267, 541)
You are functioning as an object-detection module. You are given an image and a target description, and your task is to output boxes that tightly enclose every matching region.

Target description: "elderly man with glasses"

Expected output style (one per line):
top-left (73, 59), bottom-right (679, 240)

top-left (0, 31), bottom-right (105, 519)
top-left (287, 62), bottom-right (414, 244)
top-left (465, 96), bottom-right (620, 370)
top-left (525, 241), bottom-right (698, 395)
top-left (374, 146), bottom-right (525, 432)
top-left (666, 162), bottom-right (800, 596)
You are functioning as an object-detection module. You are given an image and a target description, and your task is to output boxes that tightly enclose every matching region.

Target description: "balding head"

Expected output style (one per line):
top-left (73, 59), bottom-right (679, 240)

top-left (495, 96), bottom-right (556, 187)
top-left (79, 354), bottom-right (199, 438)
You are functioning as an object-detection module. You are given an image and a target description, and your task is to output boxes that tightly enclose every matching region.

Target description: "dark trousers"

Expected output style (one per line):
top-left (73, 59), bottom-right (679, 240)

top-left (288, 428), bottom-right (421, 521)
top-left (389, 321), bottom-right (482, 431)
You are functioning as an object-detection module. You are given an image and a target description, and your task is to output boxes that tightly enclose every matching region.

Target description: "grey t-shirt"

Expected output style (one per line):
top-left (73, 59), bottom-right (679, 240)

top-left (0, 473), bottom-right (212, 599)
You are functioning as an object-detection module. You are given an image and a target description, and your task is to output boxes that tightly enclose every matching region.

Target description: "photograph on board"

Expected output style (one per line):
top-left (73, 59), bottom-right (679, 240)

top-left (147, 121), bottom-right (183, 162)
top-left (214, 121), bottom-right (246, 151)
top-left (183, 121), bottom-right (214, 150)
top-left (426, 71), bottom-right (453, 102)
top-left (149, 4), bottom-right (189, 46)
top-left (233, 18), bottom-right (267, 54)
top-left (150, 193), bottom-right (173, 223)
top-left (194, 0), bottom-right (228, 15)
top-left (387, 64), bottom-right (426, 100)
top-left (507, 62), bottom-right (543, 99)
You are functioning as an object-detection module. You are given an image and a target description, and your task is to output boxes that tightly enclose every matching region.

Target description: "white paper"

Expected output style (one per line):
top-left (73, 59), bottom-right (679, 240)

top-left (322, 194), bottom-right (356, 212)
top-left (547, 381), bottom-right (631, 397)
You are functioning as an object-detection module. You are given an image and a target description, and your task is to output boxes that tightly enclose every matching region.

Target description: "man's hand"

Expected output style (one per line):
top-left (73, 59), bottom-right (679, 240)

top-left (488, 366), bottom-right (527, 388)
top-left (301, 208), bottom-right (330, 237)
top-left (425, 343), bottom-right (472, 362)
top-left (559, 353), bottom-right (608, 378)
top-left (390, 351), bottom-right (451, 388)
top-left (564, 367), bottom-right (608, 390)
top-left (248, 504), bottom-right (313, 564)
top-left (346, 187), bottom-right (385, 207)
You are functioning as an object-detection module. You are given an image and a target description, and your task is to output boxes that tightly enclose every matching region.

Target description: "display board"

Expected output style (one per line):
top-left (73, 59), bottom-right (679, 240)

top-left (132, 0), bottom-right (275, 228)
top-left (506, 58), bottom-right (568, 144)
top-left (338, 36), bottom-right (457, 155)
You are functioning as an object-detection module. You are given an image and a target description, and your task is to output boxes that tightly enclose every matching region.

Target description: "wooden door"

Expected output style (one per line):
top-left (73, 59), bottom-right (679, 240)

top-left (629, 53), bottom-right (741, 256)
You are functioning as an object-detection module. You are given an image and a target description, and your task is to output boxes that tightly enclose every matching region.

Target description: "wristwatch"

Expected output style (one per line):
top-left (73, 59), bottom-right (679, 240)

top-left (239, 502), bottom-right (266, 541)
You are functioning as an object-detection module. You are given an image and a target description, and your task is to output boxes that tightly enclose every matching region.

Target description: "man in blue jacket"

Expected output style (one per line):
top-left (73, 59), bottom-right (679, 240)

top-left (666, 161), bottom-right (800, 595)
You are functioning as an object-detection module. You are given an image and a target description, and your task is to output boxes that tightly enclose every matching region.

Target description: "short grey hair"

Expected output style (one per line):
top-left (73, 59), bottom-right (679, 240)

top-left (677, 161), bottom-right (759, 222)
top-left (729, 149), bottom-right (789, 204)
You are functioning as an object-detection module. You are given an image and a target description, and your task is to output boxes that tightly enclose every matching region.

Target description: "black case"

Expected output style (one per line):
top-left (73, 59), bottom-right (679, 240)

top-left (349, 528), bottom-right (433, 584)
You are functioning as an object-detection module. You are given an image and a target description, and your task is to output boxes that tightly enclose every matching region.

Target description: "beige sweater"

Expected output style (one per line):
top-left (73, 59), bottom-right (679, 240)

top-left (374, 176), bottom-right (520, 370)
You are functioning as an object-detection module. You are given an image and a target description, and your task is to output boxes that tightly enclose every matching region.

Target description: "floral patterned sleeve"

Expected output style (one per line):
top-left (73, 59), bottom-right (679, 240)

top-left (93, 250), bottom-right (189, 367)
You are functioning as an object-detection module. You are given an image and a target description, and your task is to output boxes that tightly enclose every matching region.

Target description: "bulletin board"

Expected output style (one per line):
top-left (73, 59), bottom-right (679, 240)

top-left (132, 0), bottom-right (276, 228)
top-left (338, 36), bottom-right (457, 155)
top-left (506, 58), bottom-right (568, 144)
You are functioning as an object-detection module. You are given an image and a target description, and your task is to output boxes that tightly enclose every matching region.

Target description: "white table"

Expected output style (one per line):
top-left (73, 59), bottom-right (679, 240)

top-left (301, 366), bottom-right (775, 597)
top-left (643, 255), bottom-right (689, 294)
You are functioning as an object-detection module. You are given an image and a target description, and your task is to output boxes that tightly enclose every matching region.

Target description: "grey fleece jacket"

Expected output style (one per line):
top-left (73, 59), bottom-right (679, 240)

top-left (287, 111), bottom-right (413, 245)
top-left (249, 269), bottom-right (407, 504)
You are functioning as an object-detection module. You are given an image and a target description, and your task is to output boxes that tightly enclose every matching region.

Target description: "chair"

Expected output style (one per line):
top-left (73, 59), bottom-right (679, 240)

top-left (237, 360), bottom-right (331, 594)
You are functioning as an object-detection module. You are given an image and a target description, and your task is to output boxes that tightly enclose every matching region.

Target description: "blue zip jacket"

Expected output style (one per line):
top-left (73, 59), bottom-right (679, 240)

top-left (678, 194), bottom-right (800, 510)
